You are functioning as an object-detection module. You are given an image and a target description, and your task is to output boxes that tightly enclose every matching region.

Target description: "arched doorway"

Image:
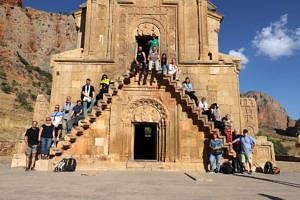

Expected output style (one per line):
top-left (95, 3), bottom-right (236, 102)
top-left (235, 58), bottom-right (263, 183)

top-left (135, 23), bottom-right (160, 58)
top-left (123, 98), bottom-right (168, 162)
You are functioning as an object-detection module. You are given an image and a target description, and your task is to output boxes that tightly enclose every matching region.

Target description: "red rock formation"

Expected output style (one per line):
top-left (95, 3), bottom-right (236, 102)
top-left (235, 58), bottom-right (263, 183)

top-left (0, 0), bottom-right (22, 7)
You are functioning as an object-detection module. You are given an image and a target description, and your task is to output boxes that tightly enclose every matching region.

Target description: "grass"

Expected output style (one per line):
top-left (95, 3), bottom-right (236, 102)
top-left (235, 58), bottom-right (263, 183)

top-left (16, 92), bottom-right (33, 112)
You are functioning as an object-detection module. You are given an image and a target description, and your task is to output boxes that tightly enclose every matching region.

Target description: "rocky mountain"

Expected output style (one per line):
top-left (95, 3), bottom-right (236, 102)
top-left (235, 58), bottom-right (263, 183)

top-left (0, 2), bottom-right (77, 71)
top-left (0, 0), bottom-right (22, 7)
top-left (0, 1), bottom-right (78, 155)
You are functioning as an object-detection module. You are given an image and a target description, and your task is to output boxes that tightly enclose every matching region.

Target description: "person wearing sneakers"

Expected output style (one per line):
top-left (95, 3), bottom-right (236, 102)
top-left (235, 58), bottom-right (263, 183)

top-left (39, 117), bottom-right (55, 160)
top-left (24, 121), bottom-right (39, 171)
top-left (231, 129), bottom-right (256, 175)
top-left (209, 131), bottom-right (224, 173)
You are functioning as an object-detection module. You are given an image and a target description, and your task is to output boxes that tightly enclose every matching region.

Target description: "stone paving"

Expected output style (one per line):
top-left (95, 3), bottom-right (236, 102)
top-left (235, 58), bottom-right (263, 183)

top-left (0, 165), bottom-right (299, 200)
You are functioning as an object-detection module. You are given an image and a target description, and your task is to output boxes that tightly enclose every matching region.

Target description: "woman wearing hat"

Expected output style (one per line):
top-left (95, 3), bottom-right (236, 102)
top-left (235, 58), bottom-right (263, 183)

top-left (209, 131), bottom-right (224, 173)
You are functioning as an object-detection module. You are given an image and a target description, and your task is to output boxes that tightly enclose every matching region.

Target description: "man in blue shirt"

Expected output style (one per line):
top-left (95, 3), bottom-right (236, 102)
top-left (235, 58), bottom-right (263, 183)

top-left (231, 129), bottom-right (256, 174)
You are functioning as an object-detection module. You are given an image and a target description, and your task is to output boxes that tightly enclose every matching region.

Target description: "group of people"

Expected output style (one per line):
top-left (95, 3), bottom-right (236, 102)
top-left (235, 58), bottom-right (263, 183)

top-left (24, 76), bottom-right (112, 171)
top-left (130, 33), bottom-right (180, 84)
top-left (209, 129), bottom-right (256, 174)
top-left (181, 77), bottom-right (256, 174)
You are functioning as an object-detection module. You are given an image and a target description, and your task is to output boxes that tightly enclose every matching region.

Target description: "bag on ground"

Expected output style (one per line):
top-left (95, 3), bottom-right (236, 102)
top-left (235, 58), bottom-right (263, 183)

top-left (263, 161), bottom-right (273, 174)
top-left (54, 158), bottom-right (77, 172)
top-left (220, 161), bottom-right (233, 174)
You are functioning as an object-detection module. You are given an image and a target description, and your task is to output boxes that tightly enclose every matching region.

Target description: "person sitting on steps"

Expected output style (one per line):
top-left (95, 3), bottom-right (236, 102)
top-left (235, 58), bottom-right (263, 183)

top-left (210, 103), bottom-right (222, 130)
top-left (182, 77), bottom-right (199, 107)
top-left (199, 97), bottom-right (212, 120)
top-left (96, 74), bottom-right (110, 106)
top-left (168, 58), bottom-right (180, 81)
top-left (222, 114), bottom-right (233, 143)
top-left (70, 100), bottom-right (83, 128)
top-left (148, 46), bottom-right (160, 72)
top-left (81, 78), bottom-right (95, 118)
top-left (161, 53), bottom-right (168, 75)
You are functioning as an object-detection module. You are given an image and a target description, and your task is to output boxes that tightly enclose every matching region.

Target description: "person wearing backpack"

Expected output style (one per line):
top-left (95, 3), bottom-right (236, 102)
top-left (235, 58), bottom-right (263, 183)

top-left (209, 131), bottom-right (224, 173)
top-left (231, 129), bottom-right (256, 175)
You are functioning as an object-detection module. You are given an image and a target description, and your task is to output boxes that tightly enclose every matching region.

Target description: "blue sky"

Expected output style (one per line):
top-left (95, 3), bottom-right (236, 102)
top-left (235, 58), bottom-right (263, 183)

top-left (23, 0), bottom-right (300, 120)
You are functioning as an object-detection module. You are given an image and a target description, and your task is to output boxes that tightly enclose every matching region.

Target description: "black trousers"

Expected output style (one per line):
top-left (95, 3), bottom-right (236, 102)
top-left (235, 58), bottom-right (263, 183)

top-left (186, 91), bottom-right (199, 107)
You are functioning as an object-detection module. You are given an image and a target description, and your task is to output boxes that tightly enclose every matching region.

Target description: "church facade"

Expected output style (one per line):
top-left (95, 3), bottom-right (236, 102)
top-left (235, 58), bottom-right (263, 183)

top-left (12, 0), bottom-right (275, 171)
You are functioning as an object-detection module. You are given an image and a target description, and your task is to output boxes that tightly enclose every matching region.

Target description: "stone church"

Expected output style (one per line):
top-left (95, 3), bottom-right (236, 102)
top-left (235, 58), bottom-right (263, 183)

top-left (12, 0), bottom-right (274, 171)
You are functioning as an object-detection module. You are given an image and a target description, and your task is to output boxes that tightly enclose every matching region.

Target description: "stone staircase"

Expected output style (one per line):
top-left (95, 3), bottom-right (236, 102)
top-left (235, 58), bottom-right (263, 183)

top-left (47, 80), bottom-right (124, 161)
top-left (36, 70), bottom-right (234, 170)
top-left (158, 73), bottom-right (235, 158)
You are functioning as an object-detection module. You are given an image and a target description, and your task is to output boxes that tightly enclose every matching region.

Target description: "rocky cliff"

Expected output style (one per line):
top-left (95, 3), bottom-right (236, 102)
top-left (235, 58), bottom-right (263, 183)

top-left (0, 0), bottom-right (22, 7)
top-left (0, 4), bottom-right (77, 71)
top-left (241, 91), bottom-right (291, 130)
top-left (0, 3), bottom-right (78, 155)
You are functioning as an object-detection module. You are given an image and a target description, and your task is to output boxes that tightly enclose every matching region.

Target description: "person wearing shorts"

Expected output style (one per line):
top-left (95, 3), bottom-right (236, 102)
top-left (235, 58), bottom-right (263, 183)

top-left (24, 121), bottom-right (40, 171)
top-left (231, 129), bottom-right (256, 174)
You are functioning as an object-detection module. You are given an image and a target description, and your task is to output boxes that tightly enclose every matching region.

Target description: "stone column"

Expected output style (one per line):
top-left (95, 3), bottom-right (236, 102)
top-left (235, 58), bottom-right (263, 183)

top-left (84, 0), bottom-right (111, 59)
top-left (198, 0), bottom-right (209, 61)
top-left (178, 0), bottom-right (200, 62)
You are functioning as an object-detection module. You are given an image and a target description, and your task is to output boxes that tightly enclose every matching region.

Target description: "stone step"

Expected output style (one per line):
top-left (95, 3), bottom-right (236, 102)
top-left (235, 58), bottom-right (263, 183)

top-left (50, 147), bottom-right (62, 156)
top-left (65, 134), bottom-right (76, 143)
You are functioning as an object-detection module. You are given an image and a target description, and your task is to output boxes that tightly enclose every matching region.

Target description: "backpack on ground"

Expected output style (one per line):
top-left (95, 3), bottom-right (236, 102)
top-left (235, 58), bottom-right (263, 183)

top-left (263, 161), bottom-right (273, 174)
top-left (54, 158), bottom-right (77, 172)
top-left (220, 161), bottom-right (233, 174)
top-left (272, 167), bottom-right (280, 175)
top-left (232, 157), bottom-right (243, 173)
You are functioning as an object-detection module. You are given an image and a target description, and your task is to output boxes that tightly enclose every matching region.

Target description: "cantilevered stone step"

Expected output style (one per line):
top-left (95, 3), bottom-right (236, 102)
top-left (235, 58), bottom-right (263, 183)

top-left (50, 147), bottom-right (62, 156)
top-left (65, 134), bottom-right (76, 143)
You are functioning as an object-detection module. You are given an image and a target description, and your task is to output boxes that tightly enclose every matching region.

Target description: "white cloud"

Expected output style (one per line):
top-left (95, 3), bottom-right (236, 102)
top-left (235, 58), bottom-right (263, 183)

top-left (228, 48), bottom-right (249, 69)
top-left (252, 14), bottom-right (300, 59)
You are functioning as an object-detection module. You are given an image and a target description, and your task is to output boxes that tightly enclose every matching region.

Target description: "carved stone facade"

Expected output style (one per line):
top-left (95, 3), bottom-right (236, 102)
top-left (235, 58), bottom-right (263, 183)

top-left (32, 95), bottom-right (50, 126)
top-left (240, 98), bottom-right (259, 135)
top-left (14, 0), bottom-right (272, 171)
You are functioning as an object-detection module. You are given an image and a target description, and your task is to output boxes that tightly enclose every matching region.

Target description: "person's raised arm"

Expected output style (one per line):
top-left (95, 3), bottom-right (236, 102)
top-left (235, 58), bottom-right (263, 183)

top-left (38, 127), bottom-right (43, 142)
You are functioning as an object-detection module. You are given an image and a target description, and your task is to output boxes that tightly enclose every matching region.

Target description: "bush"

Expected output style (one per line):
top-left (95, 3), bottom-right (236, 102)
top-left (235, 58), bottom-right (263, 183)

top-left (30, 94), bottom-right (37, 101)
top-left (1, 82), bottom-right (13, 94)
top-left (267, 137), bottom-right (289, 156)
top-left (16, 92), bottom-right (33, 112)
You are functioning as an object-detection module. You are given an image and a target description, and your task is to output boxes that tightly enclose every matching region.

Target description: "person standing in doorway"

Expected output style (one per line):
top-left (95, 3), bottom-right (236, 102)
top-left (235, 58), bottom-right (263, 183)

top-left (24, 121), bottom-right (39, 171)
top-left (148, 33), bottom-right (159, 54)
top-left (81, 78), bottom-right (95, 118)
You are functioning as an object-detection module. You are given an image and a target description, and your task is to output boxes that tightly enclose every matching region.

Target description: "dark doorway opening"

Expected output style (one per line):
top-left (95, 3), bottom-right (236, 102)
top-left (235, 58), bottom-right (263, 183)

top-left (136, 35), bottom-right (159, 59)
top-left (134, 123), bottom-right (157, 160)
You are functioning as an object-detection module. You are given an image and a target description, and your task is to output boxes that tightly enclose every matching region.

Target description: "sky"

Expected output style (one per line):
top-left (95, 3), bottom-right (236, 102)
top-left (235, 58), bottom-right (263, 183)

top-left (23, 0), bottom-right (300, 120)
